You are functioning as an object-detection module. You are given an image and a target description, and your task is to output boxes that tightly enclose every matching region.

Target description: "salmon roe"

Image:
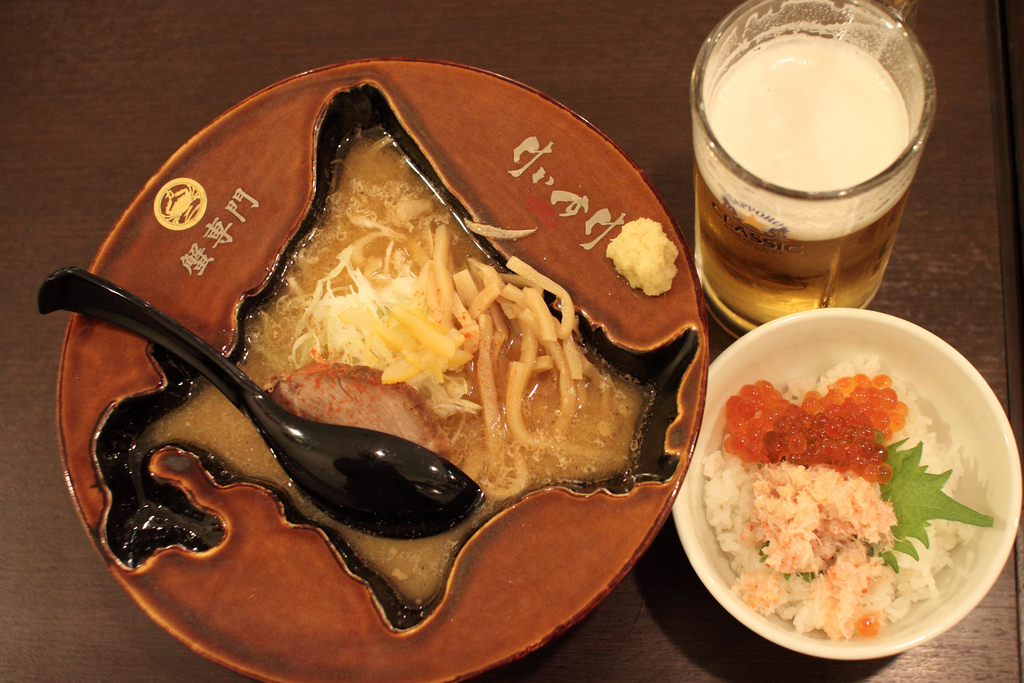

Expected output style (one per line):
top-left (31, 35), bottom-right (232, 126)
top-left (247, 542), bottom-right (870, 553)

top-left (855, 612), bottom-right (883, 638)
top-left (723, 375), bottom-right (907, 484)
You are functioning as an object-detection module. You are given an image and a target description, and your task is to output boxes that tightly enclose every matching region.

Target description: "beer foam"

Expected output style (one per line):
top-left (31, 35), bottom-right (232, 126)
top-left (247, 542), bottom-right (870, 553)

top-left (708, 37), bottom-right (910, 193)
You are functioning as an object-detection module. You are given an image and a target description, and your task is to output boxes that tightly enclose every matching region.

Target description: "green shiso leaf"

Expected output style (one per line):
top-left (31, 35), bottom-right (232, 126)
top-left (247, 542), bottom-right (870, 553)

top-left (879, 439), bottom-right (994, 571)
top-left (880, 551), bottom-right (899, 572)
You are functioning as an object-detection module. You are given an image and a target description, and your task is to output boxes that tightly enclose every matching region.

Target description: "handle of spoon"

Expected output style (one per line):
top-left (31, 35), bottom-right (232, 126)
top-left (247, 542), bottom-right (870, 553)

top-left (38, 266), bottom-right (260, 409)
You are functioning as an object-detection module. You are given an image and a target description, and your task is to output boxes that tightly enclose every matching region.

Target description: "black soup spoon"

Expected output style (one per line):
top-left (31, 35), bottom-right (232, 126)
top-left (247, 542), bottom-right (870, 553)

top-left (39, 266), bottom-right (483, 539)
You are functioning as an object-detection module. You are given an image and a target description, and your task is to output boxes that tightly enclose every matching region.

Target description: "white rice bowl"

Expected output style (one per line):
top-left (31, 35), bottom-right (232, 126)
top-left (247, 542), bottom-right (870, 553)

top-left (673, 308), bottom-right (1021, 659)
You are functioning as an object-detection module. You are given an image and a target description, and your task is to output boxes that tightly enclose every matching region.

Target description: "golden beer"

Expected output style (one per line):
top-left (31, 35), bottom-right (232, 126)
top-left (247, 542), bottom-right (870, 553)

top-left (691, 0), bottom-right (935, 335)
top-left (695, 165), bottom-right (910, 332)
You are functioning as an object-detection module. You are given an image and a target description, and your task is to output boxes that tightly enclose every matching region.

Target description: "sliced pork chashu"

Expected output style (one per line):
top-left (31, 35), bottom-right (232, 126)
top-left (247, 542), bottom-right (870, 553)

top-left (267, 362), bottom-right (453, 457)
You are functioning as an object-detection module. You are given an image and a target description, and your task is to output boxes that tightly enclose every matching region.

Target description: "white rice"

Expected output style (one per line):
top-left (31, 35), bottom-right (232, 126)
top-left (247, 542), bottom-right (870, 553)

top-left (703, 355), bottom-right (977, 637)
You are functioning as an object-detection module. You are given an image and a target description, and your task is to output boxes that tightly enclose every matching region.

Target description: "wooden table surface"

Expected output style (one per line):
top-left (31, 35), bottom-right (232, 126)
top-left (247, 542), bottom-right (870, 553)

top-left (2, 1), bottom-right (1021, 681)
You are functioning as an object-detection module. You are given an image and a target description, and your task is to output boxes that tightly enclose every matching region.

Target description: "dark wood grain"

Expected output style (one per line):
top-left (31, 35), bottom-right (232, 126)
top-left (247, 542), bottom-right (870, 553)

top-left (988, 0), bottom-right (1024, 678)
top-left (1, 1), bottom-right (1019, 681)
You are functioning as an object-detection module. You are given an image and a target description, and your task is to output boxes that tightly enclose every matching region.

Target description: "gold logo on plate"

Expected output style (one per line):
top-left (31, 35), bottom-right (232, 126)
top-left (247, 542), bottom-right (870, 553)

top-left (154, 177), bottom-right (207, 230)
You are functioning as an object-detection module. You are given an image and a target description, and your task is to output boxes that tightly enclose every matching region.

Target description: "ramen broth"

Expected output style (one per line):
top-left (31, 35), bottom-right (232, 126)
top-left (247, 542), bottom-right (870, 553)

top-left (141, 131), bottom-right (648, 606)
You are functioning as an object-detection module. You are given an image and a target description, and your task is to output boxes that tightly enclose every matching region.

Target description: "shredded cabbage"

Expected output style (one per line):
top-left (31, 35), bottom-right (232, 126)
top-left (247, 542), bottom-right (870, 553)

top-left (290, 243), bottom-right (481, 417)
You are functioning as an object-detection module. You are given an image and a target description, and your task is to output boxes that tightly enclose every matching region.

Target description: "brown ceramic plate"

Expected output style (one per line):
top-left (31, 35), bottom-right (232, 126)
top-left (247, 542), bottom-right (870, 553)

top-left (53, 59), bottom-right (708, 681)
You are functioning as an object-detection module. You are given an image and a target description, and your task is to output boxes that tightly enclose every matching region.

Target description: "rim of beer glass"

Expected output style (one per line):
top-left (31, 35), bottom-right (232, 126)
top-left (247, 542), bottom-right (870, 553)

top-left (691, 0), bottom-right (937, 201)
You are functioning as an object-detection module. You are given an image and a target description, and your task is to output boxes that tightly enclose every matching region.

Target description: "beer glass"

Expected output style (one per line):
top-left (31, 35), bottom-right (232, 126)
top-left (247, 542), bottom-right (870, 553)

top-left (692, 0), bottom-right (935, 335)
top-left (882, 0), bottom-right (918, 25)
